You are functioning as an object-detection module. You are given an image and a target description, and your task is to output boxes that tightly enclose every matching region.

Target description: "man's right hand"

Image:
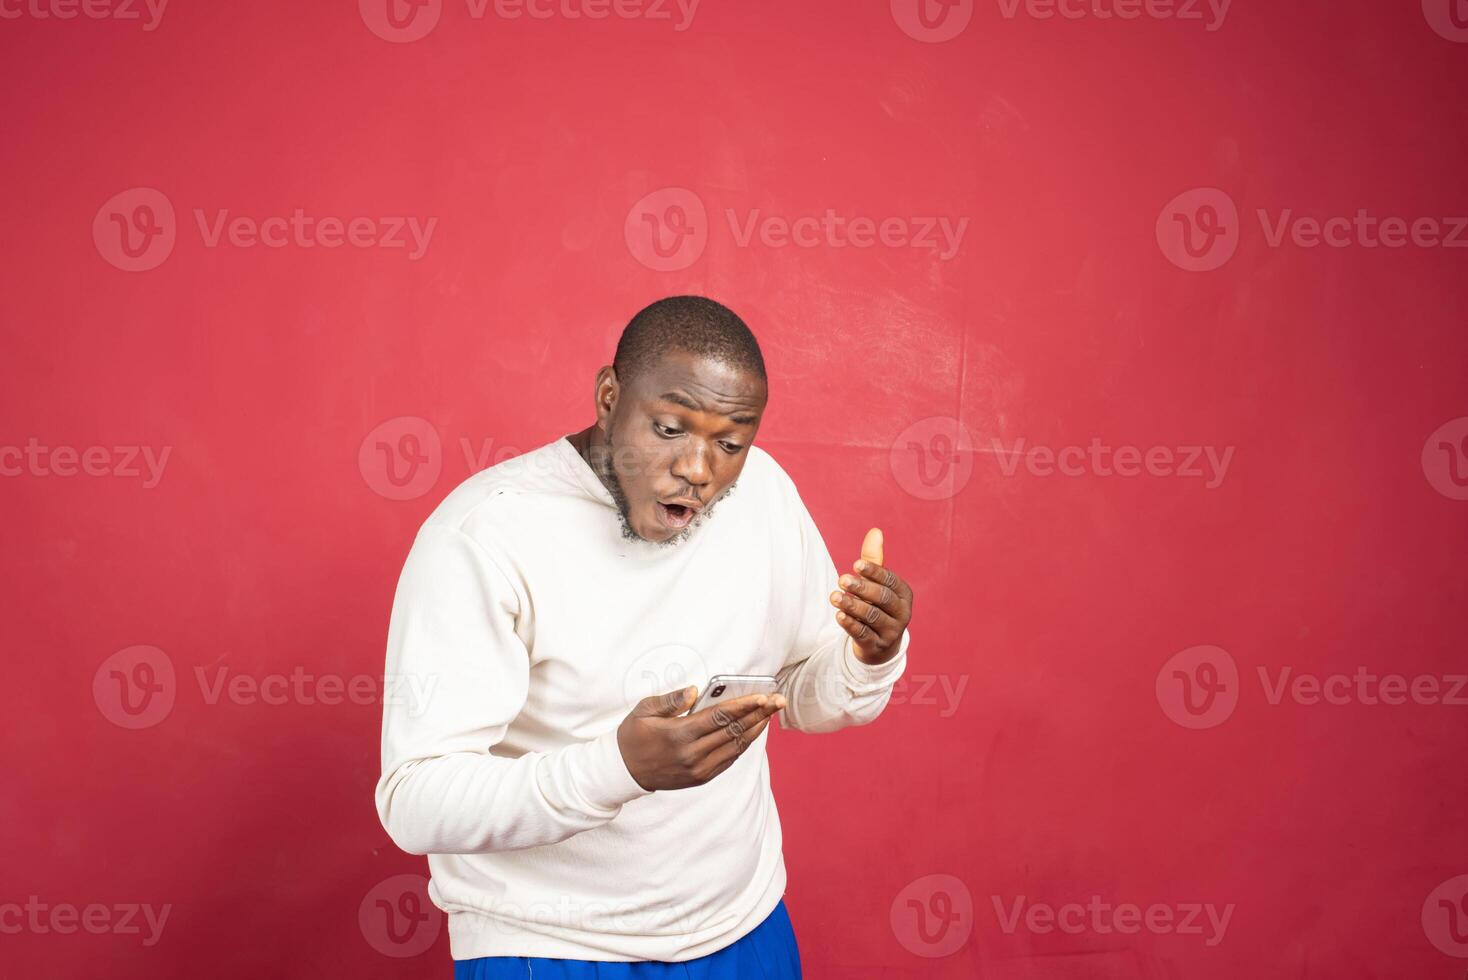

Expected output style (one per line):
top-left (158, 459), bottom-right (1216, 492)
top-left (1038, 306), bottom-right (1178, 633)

top-left (617, 687), bottom-right (786, 791)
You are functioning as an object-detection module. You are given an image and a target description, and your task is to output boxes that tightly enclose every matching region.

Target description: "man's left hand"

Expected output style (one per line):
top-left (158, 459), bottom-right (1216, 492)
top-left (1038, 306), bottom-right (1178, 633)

top-left (828, 535), bottom-right (913, 666)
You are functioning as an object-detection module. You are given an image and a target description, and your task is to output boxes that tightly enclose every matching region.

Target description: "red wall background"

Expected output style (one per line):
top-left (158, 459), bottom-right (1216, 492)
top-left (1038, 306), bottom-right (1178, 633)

top-left (3, 1), bottom-right (1467, 977)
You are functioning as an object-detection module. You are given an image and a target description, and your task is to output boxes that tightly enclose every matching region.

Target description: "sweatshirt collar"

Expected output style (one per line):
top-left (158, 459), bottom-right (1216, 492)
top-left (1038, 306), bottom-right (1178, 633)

top-left (557, 434), bottom-right (617, 509)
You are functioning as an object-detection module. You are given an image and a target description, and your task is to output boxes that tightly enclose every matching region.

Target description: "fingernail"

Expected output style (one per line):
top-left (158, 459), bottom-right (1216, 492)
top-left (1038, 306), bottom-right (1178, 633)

top-left (856, 561), bottom-right (869, 573)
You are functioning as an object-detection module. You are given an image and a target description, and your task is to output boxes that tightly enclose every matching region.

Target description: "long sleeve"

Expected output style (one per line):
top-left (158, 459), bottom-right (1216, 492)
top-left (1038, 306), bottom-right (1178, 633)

top-left (772, 472), bottom-right (910, 734)
top-left (374, 523), bottom-right (653, 856)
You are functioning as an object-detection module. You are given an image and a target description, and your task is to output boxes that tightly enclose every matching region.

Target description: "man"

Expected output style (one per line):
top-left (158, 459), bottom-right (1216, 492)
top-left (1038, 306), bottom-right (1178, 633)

top-left (375, 296), bottom-right (915, 978)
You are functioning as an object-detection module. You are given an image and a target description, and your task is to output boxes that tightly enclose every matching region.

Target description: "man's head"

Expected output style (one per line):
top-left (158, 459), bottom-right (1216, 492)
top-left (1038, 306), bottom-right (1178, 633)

top-left (585, 296), bottom-right (768, 547)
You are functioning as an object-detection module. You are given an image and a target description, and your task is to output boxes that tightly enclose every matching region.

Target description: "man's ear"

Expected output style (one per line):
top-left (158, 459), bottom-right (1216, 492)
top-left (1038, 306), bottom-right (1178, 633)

top-left (593, 365), bottom-right (619, 431)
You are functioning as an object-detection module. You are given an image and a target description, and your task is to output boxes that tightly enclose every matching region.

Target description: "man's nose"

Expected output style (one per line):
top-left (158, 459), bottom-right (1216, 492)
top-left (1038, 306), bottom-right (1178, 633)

top-left (670, 442), bottom-right (713, 487)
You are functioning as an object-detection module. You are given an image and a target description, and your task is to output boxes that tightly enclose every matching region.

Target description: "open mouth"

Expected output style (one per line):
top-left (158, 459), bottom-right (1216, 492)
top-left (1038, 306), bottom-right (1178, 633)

top-left (654, 500), bottom-right (698, 530)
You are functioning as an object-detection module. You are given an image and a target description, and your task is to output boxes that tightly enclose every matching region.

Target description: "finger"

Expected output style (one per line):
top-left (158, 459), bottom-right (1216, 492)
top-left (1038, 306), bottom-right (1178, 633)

top-left (835, 607), bottom-right (898, 650)
top-left (860, 527), bottom-right (884, 567)
top-left (686, 693), bottom-right (774, 738)
top-left (837, 572), bottom-right (898, 615)
top-left (697, 710), bottom-right (776, 773)
top-left (837, 570), bottom-right (907, 617)
top-left (689, 697), bottom-right (783, 756)
top-left (852, 560), bottom-right (914, 606)
top-left (639, 686), bottom-right (697, 718)
top-left (829, 591), bottom-right (901, 645)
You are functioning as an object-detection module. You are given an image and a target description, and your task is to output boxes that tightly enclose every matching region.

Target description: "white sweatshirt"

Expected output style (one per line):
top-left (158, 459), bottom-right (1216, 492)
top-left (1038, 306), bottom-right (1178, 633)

top-left (375, 434), bottom-right (910, 962)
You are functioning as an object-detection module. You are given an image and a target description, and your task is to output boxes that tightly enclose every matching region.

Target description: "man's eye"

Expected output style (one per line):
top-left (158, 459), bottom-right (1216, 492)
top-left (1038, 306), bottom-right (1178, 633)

top-left (654, 423), bottom-right (681, 438)
top-left (721, 442), bottom-right (743, 454)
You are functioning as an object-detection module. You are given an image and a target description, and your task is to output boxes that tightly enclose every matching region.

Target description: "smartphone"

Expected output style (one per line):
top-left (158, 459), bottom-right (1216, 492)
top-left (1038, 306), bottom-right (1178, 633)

top-left (686, 674), bottom-right (780, 716)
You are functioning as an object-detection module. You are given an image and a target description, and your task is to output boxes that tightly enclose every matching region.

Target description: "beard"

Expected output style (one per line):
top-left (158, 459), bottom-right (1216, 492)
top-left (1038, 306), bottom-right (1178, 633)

top-left (589, 428), bottom-right (738, 548)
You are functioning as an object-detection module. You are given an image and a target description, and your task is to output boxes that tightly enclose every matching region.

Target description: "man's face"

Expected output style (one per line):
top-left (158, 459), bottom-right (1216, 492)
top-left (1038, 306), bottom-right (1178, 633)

top-left (594, 351), bottom-right (767, 547)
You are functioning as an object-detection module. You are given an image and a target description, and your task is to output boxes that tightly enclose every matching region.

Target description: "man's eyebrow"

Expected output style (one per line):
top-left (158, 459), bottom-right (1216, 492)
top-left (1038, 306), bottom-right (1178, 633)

top-left (656, 391), bottom-right (760, 426)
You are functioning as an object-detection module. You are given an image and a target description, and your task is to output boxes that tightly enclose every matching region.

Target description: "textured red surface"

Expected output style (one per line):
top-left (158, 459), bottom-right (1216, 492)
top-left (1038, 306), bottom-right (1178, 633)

top-left (3, 1), bottom-right (1467, 977)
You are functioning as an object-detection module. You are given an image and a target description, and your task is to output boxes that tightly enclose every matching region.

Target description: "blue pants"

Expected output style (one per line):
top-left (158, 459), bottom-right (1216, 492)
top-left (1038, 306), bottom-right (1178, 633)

top-left (453, 899), bottom-right (801, 979)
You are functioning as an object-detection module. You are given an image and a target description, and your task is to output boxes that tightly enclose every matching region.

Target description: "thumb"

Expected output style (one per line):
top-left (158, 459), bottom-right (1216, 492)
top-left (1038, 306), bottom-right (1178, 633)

top-left (860, 527), bottom-right (884, 566)
top-left (638, 685), bottom-right (697, 718)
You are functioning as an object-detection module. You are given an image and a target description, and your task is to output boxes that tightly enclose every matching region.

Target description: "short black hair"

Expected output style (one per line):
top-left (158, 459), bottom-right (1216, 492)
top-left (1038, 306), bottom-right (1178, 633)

top-left (613, 296), bottom-right (766, 388)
